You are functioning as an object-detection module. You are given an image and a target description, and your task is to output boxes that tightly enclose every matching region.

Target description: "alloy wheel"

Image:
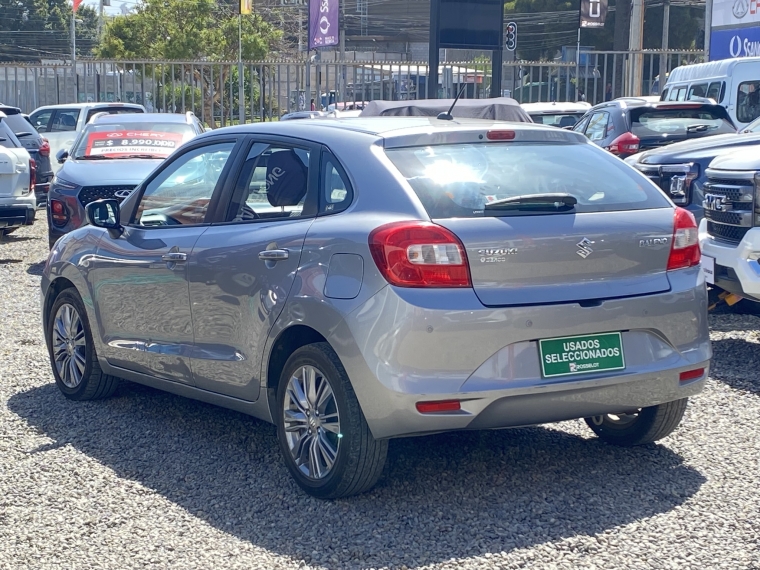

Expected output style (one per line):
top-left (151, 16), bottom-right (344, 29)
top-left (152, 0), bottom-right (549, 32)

top-left (282, 365), bottom-right (341, 480)
top-left (52, 303), bottom-right (87, 388)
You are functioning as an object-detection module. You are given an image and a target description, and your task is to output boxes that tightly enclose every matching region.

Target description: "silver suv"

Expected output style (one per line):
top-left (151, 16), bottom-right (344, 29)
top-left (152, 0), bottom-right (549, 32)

top-left (41, 119), bottom-right (711, 498)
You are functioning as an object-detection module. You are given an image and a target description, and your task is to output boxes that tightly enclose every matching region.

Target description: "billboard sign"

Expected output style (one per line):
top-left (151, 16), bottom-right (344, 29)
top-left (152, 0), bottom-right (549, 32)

top-left (712, 0), bottom-right (760, 28)
top-left (580, 0), bottom-right (608, 28)
top-left (711, 26), bottom-right (760, 59)
top-left (309, 0), bottom-right (339, 49)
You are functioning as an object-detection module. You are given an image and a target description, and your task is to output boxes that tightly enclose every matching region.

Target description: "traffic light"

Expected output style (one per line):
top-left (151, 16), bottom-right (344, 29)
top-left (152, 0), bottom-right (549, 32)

top-left (505, 22), bottom-right (517, 51)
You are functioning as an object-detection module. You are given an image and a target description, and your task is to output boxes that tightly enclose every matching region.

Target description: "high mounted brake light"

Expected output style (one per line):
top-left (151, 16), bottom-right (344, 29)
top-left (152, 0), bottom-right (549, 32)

top-left (486, 130), bottom-right (516, 140)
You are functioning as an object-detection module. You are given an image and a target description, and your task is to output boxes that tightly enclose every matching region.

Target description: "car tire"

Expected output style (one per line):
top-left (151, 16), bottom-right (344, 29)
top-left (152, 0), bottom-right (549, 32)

top-left (46, 288), bottom-right (120, 401)
top-left (585, 398), bottom-right (689, 446)
top-left (275, 342), bottom-right (388, 499)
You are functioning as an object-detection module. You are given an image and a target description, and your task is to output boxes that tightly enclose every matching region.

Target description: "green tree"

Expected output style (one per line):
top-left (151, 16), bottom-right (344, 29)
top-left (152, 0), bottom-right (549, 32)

top-left (0, 0), bottom-right (97, 62)
top-left (96, 0), bottom-right (280, 126)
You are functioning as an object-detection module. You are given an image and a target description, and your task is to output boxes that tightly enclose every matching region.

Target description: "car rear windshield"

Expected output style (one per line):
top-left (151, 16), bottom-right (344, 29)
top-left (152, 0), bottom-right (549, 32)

top-left (0, 111), bottom-right (37, 137)
top-left (73, 122), bottom-right (195, 159)
top-left (529, 113), bottom-right (583, 128)
top-left (0, 120), bottom-right (21, 148)
top-left (385, 142), bottom-right (671, 218)
top-left (630, 107), bottom-right (735, 138)
top-left (86, 107), bottom-right (144, 122)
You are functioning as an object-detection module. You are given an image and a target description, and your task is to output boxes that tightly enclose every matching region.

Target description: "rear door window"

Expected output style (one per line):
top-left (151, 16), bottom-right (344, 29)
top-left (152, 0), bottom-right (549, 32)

top-left (51, 109), bottom-right (80, 132)
top-left (737, 81), bottom-right (760, 124)
top-left (385, 141), bottom-right (670, 218)
top-left (584, 112), bottom-right (610, 141)
top-left (630, 107), bottom-right (736, 137)
top-left (706, 81), bottom-right (724, 102)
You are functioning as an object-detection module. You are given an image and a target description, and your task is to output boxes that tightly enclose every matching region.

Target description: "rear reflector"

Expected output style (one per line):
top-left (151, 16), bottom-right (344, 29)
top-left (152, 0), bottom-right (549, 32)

top-left (416, 400), bottom-right (461, 413)
top-left (667, 207), bottom-right (701, 270)
top-left (679, 368), bottom-right (705, 382)
top-left (486, 130), bottom-right (516, 140)
top-left (369, 221), bottom-right (472, 287)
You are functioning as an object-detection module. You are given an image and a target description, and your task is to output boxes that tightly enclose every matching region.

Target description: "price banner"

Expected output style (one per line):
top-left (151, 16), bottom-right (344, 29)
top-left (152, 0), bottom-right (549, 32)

top-left (84, 131), bottom-right (185, 158)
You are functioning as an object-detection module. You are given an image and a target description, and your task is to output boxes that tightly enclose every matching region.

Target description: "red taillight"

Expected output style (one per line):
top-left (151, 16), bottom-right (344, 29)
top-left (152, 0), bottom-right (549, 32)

top-left (667, 207), bottom-right (700, 271)
top-left (29, 158), bottom-right (36, 189)
top-left (39, 138), bottom-right (50, 157)
top-left (607, 132), bottom-right (640, 155)
top-left (486, 130), bottom-right (516, 140)
top-left (416, 400), bottom-right (461, 413)
top-left (679, 368), bottom-right (705, 382)
top-left (369, 221), bottom-right (472, 288)
top-left (50, 199), bottom-right (69, 227)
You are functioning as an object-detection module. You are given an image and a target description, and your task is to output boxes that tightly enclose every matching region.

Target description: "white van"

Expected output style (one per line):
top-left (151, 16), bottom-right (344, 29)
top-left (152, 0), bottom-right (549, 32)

top-left (661, 57), bottom-right (760, 131)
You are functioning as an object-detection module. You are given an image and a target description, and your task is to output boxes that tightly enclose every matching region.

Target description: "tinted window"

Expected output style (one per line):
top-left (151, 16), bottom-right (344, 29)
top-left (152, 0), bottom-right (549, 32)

top-left (225, 143), bottom-right (311, 223)
top-left (30, 110), bottom-right (53, 132)
top-left (51, 109), bottom-right (80, 132)
top-left (585, 112), bottom-right (610, 141)
top-left (630, 107), bottom-right (736, 137)
top-left (529, 113), bottom-right (584, 128)
top-left (572, 115), bottom-right (591, 133)
top-left (385, 142), bottom-right (670, 218)
top-left (687, 83), bottom-right (707, 99)
top-left (660, 88), bottom-right (669, 101)
top-left (134, 142), bottom-right (234, 226)
top-left (1, 112), bottom-right (37, 137)
top-left (706, 81), bottom-right (724, 102)
top-left (737, 81), bottom-right (760, 124)
top-left (86, 107), bottom-right (144, 123)
top-left (0, 121), bottom-right (21, 148)
top-left (72, 121), bottom-right (196, 159)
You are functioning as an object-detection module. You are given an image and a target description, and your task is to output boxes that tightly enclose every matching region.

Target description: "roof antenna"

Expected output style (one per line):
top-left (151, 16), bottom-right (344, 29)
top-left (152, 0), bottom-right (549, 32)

top-left (437, 82), bottom-right (468, 121)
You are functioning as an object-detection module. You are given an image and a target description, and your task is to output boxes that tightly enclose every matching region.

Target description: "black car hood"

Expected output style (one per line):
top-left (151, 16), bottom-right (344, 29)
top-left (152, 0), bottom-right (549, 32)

top-left (638, 132), bottom-right (760, 164)
top-left (58, 158), bottom-right (162, 185)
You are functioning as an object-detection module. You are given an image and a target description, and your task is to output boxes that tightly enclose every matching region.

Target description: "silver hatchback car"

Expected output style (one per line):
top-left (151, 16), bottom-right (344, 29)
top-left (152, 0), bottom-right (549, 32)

top-left (41, 118), bottom-right (711, 499)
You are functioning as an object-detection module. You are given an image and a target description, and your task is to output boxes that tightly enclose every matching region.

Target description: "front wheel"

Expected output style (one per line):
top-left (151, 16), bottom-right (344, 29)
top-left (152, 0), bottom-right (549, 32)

top-left (276, 342), bottom-right (388, 499)
top-left (585, 398), bottom-right (689, 446)
top-left (47, 288), bottom-right (120, 401)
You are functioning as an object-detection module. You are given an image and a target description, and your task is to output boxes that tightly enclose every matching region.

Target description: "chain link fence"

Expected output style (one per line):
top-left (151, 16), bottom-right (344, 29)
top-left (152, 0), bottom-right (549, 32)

top-left (0, 50), bottom-right (706, 122)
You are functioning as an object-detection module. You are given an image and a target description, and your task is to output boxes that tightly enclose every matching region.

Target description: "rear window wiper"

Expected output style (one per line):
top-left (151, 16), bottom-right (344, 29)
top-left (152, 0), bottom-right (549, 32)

top-left (484, 193), bottom-right (578, 214)
top-left (686, 124), bottom-right (711, 133)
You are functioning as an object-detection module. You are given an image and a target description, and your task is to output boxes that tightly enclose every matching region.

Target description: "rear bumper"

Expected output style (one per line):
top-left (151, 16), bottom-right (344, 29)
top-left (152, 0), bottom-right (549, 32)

top-left (332, 267), bottom-right (711, 439)
top-left (699, 221), bottom-right (760, 301)
top-left (0, 197), bottom-right (36, 228)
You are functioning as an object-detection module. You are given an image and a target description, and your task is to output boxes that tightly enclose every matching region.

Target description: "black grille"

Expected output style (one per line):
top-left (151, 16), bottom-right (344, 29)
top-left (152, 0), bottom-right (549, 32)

top-left (707, 221), bottom-right (750, 245)
top-left (704, 210), bottom-right (747, 225)
top-left (638, 169), bottom-right (688, 203)
top-left (703, 182), bottom-right (754, 202)
top-left (78, 185), bottom-right (136, 208)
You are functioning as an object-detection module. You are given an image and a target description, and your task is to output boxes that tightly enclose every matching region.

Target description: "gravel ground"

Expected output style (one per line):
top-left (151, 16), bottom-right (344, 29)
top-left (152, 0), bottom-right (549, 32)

top-left (1, 214), bottom-right (759, 570)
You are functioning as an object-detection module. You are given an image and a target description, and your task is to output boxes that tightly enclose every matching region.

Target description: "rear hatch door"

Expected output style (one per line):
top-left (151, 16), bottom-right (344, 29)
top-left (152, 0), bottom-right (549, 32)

top-left (631, 103), bottom-right (737, 151)
top-left (385, 135), bottom-right (675, 306)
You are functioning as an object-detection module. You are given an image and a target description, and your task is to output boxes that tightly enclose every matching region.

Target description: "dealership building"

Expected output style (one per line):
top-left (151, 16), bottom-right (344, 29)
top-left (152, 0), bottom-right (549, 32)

top-left (710, 0), bottom-right (760, 59)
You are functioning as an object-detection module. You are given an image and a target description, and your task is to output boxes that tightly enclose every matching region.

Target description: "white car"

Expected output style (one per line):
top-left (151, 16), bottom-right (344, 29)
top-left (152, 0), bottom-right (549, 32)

top-left (28, 102), bottom-right (145, 173)
top-left (699, 148), bottom-right (760, 309)
top-left (0, 113), bottom-right (35, 236)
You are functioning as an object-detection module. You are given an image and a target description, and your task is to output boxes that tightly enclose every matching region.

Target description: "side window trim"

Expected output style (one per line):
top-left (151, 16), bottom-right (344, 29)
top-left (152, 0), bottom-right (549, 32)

top-left (124, 137), bottom-right (242, 228)
top-left (318, 148), bottom-right (354, 216)
top-left (211, 134), bottom-right (320, 226)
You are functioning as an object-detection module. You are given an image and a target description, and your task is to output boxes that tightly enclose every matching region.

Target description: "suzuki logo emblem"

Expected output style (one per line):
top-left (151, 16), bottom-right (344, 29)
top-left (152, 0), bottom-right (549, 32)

top-left (576, 237), bottom-right (594, 258)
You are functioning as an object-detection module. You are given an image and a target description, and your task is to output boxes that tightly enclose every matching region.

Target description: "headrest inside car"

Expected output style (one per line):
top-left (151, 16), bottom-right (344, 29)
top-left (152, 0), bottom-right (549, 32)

top-left (266, 150), bottom-right (308, 207)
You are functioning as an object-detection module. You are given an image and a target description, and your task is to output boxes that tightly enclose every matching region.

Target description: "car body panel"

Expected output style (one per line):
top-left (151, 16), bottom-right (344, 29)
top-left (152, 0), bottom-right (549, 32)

top-left (41, 118), bottom-right (711, 442)
top-left (0, 128), bottom-right (35, 229)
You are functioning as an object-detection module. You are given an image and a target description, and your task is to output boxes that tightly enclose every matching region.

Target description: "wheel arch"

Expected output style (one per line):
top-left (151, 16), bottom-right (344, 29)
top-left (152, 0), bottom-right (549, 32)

top-left (42, 276), bottom-right (77, 331)
top-left (264, 324), bottom-right (329, 414)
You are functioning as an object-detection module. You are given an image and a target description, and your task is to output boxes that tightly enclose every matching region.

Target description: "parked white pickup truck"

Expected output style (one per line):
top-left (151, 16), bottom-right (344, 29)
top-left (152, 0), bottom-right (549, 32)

top-left (699, 148), bottom-right (760, 311)
top-left (0, 113), bottom-right (34, 236)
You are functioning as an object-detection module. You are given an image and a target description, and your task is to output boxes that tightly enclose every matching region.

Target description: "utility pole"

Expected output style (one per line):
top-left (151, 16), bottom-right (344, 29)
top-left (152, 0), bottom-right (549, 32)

top-left (339, 0), bottom-right (345, 104)
top-left (628, 0), bottom-right (645, 96)
top-left (71, 13), bottom-right (77, 101)
top-left (705, 0), bottom-right (712, 59)
top-left (659, 0), bottom-right (670, 93)
top-left (238, 14), bottom-right (245, 123)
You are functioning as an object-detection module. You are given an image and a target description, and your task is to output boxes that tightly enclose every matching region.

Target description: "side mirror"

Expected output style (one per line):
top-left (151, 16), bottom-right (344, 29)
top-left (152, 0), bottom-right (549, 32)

top-left (56, 149), bottom-right (69, 164)
top-left (86, 199), bottom-right (123, 238)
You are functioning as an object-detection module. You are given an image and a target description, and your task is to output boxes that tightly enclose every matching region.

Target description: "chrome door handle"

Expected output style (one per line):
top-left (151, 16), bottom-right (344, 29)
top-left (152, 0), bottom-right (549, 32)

top-left (258, 249), bottom-right (289, 261)
top-left (161, 252), bottom-right (187, 262)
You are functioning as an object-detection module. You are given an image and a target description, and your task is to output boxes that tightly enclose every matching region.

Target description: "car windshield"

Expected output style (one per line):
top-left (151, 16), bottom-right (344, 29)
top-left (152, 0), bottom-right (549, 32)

top-left (529, 113), bottom-right (584, 128)
top-left (630, 107), bottom-right (736, 138)
top-left (72, 122), bottom-right (195, 160)
top-left (385, 141), bottom-right (670, 218)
